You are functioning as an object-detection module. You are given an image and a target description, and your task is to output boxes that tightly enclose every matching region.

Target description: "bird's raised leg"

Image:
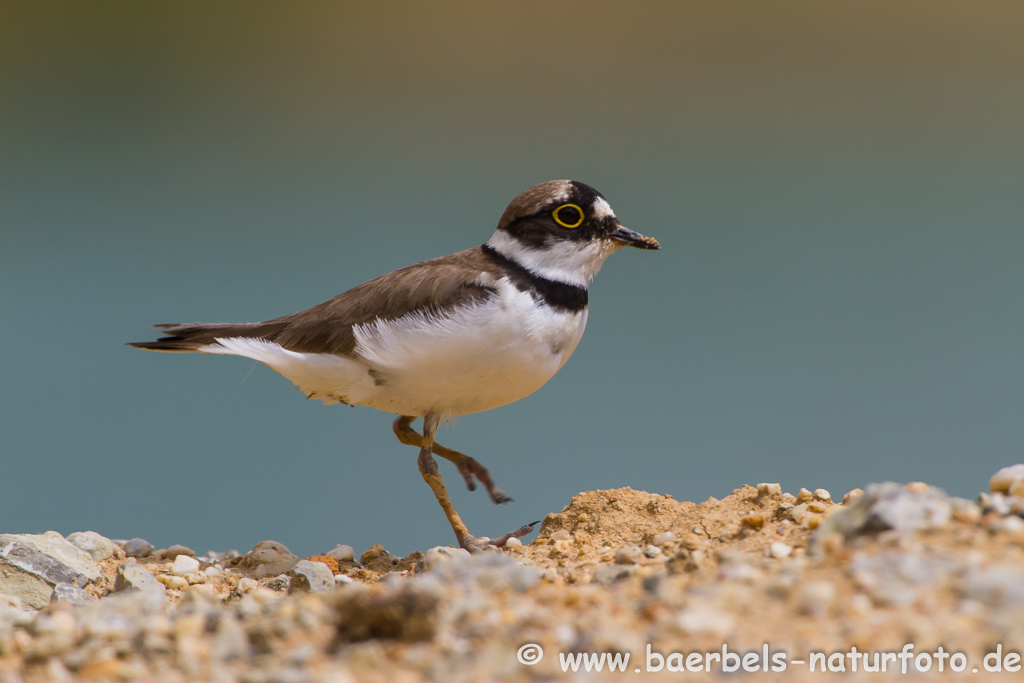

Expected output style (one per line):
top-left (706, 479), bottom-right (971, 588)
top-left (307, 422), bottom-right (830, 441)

top-left (393, 415), bottom-right (512, 504)
top-left (403, 413), bottom-right (535, 551)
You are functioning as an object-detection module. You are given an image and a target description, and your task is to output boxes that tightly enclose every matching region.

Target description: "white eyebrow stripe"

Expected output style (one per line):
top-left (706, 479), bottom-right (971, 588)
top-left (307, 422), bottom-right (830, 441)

top-left (591, 196), bottom-right (615, 219)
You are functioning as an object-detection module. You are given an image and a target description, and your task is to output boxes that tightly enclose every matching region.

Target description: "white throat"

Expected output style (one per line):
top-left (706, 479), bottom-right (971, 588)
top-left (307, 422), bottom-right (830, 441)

top-left (485, 229), bottom-right (621, 287)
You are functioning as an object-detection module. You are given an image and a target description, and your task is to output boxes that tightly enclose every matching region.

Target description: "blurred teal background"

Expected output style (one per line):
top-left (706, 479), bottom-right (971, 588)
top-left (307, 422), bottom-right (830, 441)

top-left (2, 2), bottom-right (1022, 557)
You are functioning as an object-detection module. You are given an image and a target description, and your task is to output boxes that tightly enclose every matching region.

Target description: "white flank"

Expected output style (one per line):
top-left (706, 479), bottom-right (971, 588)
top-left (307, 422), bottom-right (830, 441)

top-left (485, 229), bottom-right (622, 287)
top-left (198, 278), bottom-right (588, 418)
top-left (199, 337), bottom-right (377, 406)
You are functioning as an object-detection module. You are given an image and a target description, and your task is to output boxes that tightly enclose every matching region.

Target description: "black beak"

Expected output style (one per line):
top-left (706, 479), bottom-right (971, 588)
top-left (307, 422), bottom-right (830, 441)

top-left (610, 224), bottom-right (660, 250)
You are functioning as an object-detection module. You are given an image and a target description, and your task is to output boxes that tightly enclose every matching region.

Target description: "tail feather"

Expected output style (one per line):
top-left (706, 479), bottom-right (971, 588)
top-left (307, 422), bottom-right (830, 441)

top-left (127, 322), bottom-right (286, 353)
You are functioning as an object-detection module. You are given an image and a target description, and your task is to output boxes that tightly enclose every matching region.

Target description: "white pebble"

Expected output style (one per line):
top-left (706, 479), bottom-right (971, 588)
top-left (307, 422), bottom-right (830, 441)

top-left (769, 542), bottom-right (793, 559)
top-left (326, 544), bottom-right (355, 563)
top-left (504, 537), bottom-right (523, 548)
top-left (813, 489), bottom-right (832, 502)
top-left (204, 565), bottom-right (223, 577)
top-left (614, 544), bottom-right (641, 565)
top-left (757, 483), bottom-right (782, 496)
top-left (237, 577), bottom-right (258, 593)
top-left (651, 531), bottom-right (676, 546)
top-left (990, 464), bottom-right (1024, 494)
top-left (171, 555), bottom-right (200, 576)
top-left (334, 574), bottom-right (354, 585)
top-left (550, 530), bottom-right (571, 542)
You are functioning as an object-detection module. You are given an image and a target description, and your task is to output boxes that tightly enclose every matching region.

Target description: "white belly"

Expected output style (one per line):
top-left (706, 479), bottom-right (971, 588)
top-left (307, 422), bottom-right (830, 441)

top-left (201, 280), bottom-right (588, 418)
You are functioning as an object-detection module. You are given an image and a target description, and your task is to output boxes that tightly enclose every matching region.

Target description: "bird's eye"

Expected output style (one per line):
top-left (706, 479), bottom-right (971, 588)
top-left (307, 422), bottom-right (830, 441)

top-left (552, 203), bottom-right (584, 228)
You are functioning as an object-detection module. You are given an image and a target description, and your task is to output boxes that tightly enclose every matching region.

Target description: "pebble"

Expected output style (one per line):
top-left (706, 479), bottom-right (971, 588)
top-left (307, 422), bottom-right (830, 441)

top-left (769, 542), bottom-right (793, 559)
top-left (614, 544), bottom-right (641, 565)
top-left (289, 560), bottom-right (335, 593)
top-left (156, 574), bottom-right (189, 590)
top-left (115, 563), bottom-right (166, 596)
top-left (816, 481), bottom-right (951, 539)
top-left (171, 555), bottom-right (200, 576)
top-left (812, 488), bottom-right (832, 502)
top-left (990, 464), bottom-right (1024, 494)
top-left (796, 488), bottom-right (814, 503)
top-left (677, 604), bottom-right (735, 637)
top-left (550, 529), bottom-right (571, 542)
top-left (843, 488), bottom-right (864, 504)
top-left (504, 537), bottom-right (523, 548)
top-left (243, 541), bottom-right (299, 578)
top-left (0, 532), bottom-right (103, 609)
top-left (651, 531), bottom-right (676, 545)
top-left (157, 544), bottom-right (195, 560)
top-left (757, 482), bottom-right (782, 496)
top-left (327, 544), bottom-right (355, 563)
top-left (416, 546), bottom-right (471, 573)
top-left (237, 577), bottom-right (258, 593)
top-left (360, 544), bottom-right (386, 562)
top-left (51, 582), bottom-right (96, 606)
top-left (123, 538), bottom-right (155, 558)
top-left (66, 531), bottom-right (120, 562)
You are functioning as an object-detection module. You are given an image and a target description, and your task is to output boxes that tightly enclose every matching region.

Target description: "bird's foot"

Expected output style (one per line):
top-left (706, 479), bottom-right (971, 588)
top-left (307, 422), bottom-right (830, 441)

top-left (459, 521), bottom-right (539, 552)
top-left (455, 456), bottom-right (513, 505)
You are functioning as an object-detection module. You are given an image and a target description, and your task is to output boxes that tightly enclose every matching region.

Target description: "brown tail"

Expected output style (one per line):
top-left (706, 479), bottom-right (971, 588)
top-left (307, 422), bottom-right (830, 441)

top-left (127, 322), bottom-right (286, 352)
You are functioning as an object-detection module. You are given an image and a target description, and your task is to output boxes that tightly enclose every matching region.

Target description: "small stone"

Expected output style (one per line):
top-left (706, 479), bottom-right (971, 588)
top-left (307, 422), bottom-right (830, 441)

top-left (950, 498), bottom-right (982, 523)
top-left (123, 538), bottom-right (155, 558)
top-left (815, 481), bottom-right (951, 540)
top-left (682, 533), bottom-right (704, 551)
top-left (769, 542), bottom-right (793, 559)
top-left (327, 544), bottom-right (355, 563)
top-left (652, 531), bottom-right (676, 546)
top-left (504, 537), bottom-right (523, 548)
top-left (993, 515), bottom-right (1024, 536)
top-left (242, 541), bottom-right (299, 578)
top-left (813, 489), bottom-right (832, 502)
top-left (204, 565), bottom-right (224, 577)
top-left (156, 574), bottom-right (188, 590)
top-left (264, 575), bottom-right (291, 592)
top-left (797, 580), bottom-right (836, 617)
top-left (757, 483), bottom-right (782, 496)
top-left (904, 481), bottom-right (929, 493)
top-left (171, 555), bottom-right (200, 576)
top-left (360, 544), bottom-right (385, 562)
top-left (550, 529), bottom-right (571, 542)
top-left (843, 488), bottom-right (864, 504)
top-left (51, 582), bottom-right (96, 606)
top-left (305, 554), bottom-right (340, 573)
top-left (416, 546), bottom-right (470, 573)
top-left (817, 533), bottom-right (844, 555)
top-left (643, 545), bottom-right (662, 558)
top-left (158, 544), bottom-right (195, 560)
top-left (115, 562), bottom-right (166, 595)
top-left (990, 464), bottom-right (1024, 494)
top-left (66, 532), bottom-right (119, 562)
top-left (0, 532), bottom-right (103, 609)
top-left (334, 574), bottom-right (354, 586)
top-left (807, 501), bottom-right (829, 514)
top-left (741, 513), bottom-right (765, 530)
top-left (677, 604), bottom-right (734, 637)
top-left (237, 577), bottom-right (258, 593)
top-left (289, 560), bottom-right (335, 593)
top-left (796, 488), bottom-right (814, 503)
top-left (614, 544), bottom-right (641, 565)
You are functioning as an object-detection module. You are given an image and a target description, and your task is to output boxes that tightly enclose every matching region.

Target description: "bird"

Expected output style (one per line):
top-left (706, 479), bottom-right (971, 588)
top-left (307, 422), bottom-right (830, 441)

top-left (129, 180), bottom-right (660, 550)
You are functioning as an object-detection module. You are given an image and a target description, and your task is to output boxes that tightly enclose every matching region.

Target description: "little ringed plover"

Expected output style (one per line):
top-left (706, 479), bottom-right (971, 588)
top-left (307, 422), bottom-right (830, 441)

top-left (130, 179), bottom-right (660, 550)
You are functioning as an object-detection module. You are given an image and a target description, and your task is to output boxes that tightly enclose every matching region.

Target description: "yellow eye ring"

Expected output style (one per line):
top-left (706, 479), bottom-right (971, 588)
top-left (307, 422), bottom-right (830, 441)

top-left (552, 203), bottom-right (585, 228)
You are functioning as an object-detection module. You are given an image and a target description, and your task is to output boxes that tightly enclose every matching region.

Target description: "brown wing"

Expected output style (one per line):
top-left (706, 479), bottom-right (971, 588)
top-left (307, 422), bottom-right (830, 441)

top-left (128, 246), bottom-right (502, 356)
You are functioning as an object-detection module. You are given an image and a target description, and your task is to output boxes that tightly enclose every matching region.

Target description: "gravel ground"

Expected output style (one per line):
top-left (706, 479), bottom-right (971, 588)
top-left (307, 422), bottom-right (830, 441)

top-left (3, 466), bottom-right (1024, 681)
